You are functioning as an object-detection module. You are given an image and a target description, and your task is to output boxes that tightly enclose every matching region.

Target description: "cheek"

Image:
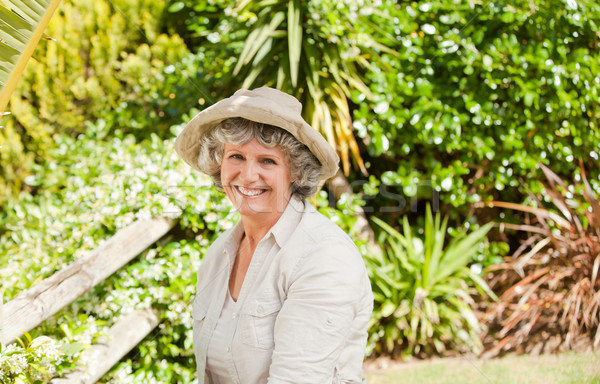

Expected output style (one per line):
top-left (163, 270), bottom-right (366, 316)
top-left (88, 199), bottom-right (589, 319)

top-left (220, 163), bottom-right (234, 183)
top-left (275, 171), bottom-right (292, 190)
top-left (277, 163), bottom-right (292, 186)
top-left (220, 169), bottom-right (228, 183)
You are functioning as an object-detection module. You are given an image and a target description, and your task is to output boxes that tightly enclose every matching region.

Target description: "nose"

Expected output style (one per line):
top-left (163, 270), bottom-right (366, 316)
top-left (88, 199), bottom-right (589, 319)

top-left (240, 160), bottom-right (260, 183)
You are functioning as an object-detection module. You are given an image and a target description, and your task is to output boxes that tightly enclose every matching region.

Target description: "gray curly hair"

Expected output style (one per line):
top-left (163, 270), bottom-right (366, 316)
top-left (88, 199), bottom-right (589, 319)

top-left (196, 117), bottom-right (323, 198)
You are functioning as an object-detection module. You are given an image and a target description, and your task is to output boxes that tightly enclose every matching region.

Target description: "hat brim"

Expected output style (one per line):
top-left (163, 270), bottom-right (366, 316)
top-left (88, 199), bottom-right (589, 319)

top-left (174, 87), bottom-right (340, 180)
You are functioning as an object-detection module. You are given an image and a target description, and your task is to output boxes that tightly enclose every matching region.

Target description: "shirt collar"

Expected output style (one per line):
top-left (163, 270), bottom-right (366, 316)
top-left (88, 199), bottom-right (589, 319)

top-left (222, 219), bottom-right (246, 258)
top-left (222, 196), bottom-right (305, 253)
top-left (268, 196), bottom-right (305, 248)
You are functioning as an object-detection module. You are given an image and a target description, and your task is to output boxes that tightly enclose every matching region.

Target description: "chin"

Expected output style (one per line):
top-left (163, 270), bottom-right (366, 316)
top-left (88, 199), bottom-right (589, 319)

top-left (238, 204), bottom-right (276, 217)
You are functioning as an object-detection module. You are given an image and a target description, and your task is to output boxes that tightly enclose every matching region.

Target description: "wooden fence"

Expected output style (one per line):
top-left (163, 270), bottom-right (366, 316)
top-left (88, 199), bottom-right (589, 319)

top-left (0, 217), bottom-right (177, 383)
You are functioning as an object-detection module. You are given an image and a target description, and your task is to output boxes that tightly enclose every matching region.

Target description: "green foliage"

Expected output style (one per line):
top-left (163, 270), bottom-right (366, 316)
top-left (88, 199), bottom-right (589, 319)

top-left (2, 128), bottom-right (211, 296)
top-left (234, 0), bottom-right (365, 173)
top-left (0, 129), bottom-right (228, 382)
top-left (0, 0), bottom-right (196, 205)
top-left (367, 205), bottom-right (497, 358)
top-left (352, 0), bottom-right (600, 218)
top-left (0, 331), bottom-right (84, 384)
top-left (161, 0), bottom-right (231, 49)
top-left (166, 0), bottom-right (397, 174)
top-left (6, 0), bottom-right (599, 375)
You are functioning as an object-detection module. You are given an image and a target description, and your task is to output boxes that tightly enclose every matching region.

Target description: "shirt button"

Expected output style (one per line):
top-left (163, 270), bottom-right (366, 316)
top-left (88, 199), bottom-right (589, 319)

top-left (226, 347), bottom-right (230, 352)
top-left (232, 313), bottom-right (237, 319)
top-left (257, 305), bottom-right (264, 314)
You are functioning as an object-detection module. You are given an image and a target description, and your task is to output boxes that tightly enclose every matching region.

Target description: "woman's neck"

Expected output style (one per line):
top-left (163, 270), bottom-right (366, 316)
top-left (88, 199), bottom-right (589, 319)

top-left (239, 214), bottom-right (279, 247)
top-left (239, 194), bottom-right (292, 245)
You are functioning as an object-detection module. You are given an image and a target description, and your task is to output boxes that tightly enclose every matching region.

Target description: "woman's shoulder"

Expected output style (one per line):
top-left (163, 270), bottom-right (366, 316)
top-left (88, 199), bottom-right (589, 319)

top-left (277, 201), bottom-right (363, 272)
top-left (295, 202), bottom-right (356, 248)
top-left (281, 202), bottom-right (371, 298)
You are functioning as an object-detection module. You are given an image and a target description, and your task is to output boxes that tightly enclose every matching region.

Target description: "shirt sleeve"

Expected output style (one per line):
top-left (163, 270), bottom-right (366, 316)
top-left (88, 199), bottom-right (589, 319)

top-left (267, 239), bottom-right (370, 383)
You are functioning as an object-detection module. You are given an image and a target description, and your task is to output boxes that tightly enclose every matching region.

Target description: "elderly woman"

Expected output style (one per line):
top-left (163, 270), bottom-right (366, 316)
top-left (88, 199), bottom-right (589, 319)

top-left (175, 87), bottom-right (373, 384)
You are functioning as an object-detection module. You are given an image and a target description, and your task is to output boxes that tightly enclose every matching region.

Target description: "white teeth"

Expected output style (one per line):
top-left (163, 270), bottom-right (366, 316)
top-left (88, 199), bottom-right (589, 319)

top-left (237, 186), bottom-right (265, 196)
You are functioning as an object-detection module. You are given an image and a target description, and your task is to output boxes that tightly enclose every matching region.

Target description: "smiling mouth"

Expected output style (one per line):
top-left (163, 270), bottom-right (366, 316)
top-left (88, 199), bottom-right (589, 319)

top-left (235, 186), bottom-right (267, 197)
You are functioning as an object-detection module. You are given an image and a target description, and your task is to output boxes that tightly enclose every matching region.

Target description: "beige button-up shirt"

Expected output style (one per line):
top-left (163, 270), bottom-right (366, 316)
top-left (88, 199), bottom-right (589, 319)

top-left (192, 197), bottom-right (373, 384)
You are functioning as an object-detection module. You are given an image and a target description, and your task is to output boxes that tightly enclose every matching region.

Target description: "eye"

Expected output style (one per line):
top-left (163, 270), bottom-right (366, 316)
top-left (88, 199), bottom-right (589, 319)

top-left (262, 158), bottom-right (276, 165)
top-left (229, 154), bottom-right (244, 160)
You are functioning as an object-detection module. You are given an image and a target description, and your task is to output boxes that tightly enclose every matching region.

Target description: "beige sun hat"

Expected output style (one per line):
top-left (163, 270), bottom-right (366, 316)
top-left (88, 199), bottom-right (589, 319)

top-left (174, 87), bottom-right (340, 180)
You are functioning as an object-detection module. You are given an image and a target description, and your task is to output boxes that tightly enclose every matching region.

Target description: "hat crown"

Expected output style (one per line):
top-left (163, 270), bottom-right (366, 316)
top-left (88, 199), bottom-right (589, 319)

top-left (234, 87), bottom-right (302, 115)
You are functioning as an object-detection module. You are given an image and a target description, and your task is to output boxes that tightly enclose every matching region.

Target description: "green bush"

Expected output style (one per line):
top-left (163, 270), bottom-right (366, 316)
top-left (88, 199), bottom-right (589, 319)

top-left (5, 0), bottom-right (598, 374)
top-left (366, 205), bottom-right (497, 358)
top-left (0, 0), bottom-right (196, 205)
top-left (162, 0), bottom-right (600, 229)
top-left (0, 333), bottom-right (72, 384)
top-left (351, 0), bottom-right (600, 220)
top-left (0, 125), bottom-right (222, 381)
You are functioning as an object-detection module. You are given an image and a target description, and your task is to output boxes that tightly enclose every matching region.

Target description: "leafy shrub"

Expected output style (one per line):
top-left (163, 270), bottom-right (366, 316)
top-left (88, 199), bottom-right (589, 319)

top-left (161, 0), bottom-right (231, 49)
top-left (482, 162), bottom-right (600, 356)
top-left (0, 0), bottom-right (197, 205)
top-left (367, 205), bottom-right (497, 358)
top-left (0, 125), bottom-right (223, 381)
top-left (0, 332), bottom-right (84, 384)
top-left (352, 0), bottom-right (600, 219)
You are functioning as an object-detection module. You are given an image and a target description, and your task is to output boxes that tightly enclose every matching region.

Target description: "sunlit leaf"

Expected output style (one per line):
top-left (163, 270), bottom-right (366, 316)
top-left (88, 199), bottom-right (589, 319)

top-left (0, 0), bottom-right (62, 113)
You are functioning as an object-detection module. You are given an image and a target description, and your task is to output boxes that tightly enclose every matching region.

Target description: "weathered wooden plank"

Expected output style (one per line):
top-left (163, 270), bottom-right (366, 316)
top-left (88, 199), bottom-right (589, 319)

top-left (0, 217), bottom-right (176, 345)
top-left (50, 308), bottom-right (160, 384)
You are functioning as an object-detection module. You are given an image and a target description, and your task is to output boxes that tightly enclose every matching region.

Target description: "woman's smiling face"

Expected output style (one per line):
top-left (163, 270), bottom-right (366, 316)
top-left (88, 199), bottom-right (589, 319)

top-left (221, 138), bottom-right (293, 221)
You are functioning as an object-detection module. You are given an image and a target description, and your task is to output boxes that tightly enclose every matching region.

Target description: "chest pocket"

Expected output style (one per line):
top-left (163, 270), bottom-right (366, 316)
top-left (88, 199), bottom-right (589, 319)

top-left (240, 300), bottom-right (282, 350)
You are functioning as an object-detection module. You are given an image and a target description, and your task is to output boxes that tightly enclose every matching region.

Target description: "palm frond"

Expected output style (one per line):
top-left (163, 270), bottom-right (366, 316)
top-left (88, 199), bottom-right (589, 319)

top-left (231, 0), bottom-right (385, 175)
top-left (0, 0), bottom-right (62, 114)
top-left (286, 0), bottom-right (301, 87)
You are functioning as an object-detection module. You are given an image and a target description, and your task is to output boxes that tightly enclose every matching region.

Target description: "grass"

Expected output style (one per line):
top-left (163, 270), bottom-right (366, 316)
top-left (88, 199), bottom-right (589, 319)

top-left (365, 351), bottom-right (600, 384)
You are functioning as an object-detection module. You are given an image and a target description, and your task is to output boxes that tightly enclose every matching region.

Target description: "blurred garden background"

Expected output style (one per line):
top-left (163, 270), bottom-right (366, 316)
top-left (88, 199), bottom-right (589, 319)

top-left (1, 0), bottom-right (599, 382)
